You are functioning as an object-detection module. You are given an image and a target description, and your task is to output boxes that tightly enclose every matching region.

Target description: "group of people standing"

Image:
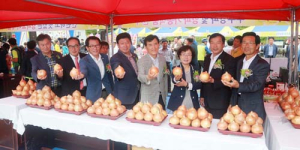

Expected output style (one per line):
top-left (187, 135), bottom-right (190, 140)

top-left (29, 31), bottom-right (270, 122)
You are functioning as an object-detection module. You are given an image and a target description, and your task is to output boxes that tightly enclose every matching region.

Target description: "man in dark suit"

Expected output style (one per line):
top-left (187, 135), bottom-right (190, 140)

top-left (110, 33), bottom-right (139, 109)
top-left (200, 33), bottom-right (236, 119)
top-left (222, 32), bottom-right (270, 120)
top-left (77, 36), bottom-right (113, 102)
top-left (57, 37), bottom-right (87, 96)
top-left (263, 37), bottom-right (278, 58)
top-left (31, 34), bottom-right (63, 96)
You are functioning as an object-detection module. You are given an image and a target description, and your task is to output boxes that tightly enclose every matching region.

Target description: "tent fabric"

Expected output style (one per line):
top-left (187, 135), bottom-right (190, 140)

top-left (252, 26), bottom-right (290, 32)
top-left (0, 0), bottom-right (300, 28)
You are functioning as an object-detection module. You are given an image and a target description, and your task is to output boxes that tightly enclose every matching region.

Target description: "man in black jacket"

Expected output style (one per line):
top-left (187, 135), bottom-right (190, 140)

top-left (200, 33), bottom-right (236, 119)
top-left (21, 40), bottom-right (38, 80)
top-left (57, 37), bottom-right (87, 96)
top-left (222, 32), bottom-right (270, 120)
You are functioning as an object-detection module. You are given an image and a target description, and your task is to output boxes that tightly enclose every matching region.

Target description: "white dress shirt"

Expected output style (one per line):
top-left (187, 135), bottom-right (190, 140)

top-left (268, 45), bottom-right (273, 56)
top-left (240, 54), bottom-right (257, 82)
top-left (70, 54), bottom-right (87, 86)
top-left (90, 54), bottom-right (105, 89)
top-left (208, 51), bottom-right (223, 74)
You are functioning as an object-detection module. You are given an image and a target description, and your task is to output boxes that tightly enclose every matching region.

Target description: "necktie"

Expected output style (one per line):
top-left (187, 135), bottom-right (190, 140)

top-left (75, 57), bottom-right (84, 90)
top-left (128, 56), bottom-right (138, 75)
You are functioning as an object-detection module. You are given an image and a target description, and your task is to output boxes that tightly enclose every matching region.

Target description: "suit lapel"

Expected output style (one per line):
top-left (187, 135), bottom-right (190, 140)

top-left (203, 54), bottom-right (211, 72)
top-left (87, 54), bottom-right (101, 78)
top-left (67, 55), bottom-right (76, 68)
top-left (237, 59), bottom-right (243, 82)
top-left (118, 51), bottom-right (137, 75)
top-left (210, 51), bottom-right (224, 75)
top-left (37, 53), bottom-right (50, 71)
top-left (248, 55), bottom-right (259, 71)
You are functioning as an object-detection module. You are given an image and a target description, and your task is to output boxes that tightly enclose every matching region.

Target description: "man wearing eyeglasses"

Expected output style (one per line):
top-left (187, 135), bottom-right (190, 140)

top-left (76, 36), bottom-right (113, 102)
top-left (222, 32), bottom-right (270, 120)
top-left (57, 37), bottom-right (87, 96)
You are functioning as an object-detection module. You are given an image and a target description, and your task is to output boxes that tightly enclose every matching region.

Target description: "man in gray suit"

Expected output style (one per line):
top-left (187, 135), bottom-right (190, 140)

top-left (137, 35), bottom-right (168, 108)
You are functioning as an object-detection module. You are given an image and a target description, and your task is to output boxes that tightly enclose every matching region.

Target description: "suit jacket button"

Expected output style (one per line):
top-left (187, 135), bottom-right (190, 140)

top-left (181, 88), bottom-right (183, 90)
top-left (193, 97), bottom-right (194, 98)
top-left (181, 95), bottom-right (183, 98)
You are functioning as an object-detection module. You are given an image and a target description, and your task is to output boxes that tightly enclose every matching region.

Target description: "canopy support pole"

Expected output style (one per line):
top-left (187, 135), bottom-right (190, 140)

top-left (110, 15), bottom-right (114, 58)
top-left (105, 25), bottom-right (109, 42)
top-left (294, 20), bottom-right (299, 87)
top-left (289, 9), bottom-right (295, 84)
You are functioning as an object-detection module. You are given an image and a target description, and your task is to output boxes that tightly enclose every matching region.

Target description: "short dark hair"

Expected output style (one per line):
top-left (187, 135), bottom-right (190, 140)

top-left (27, 40), bottom-right (36, 49)
top-left (209, 33), bottom-right (225, 44)
top-left (85, 36), bottom-right (101, 47)
top-left (177, 45), bottom-right (195, 61)
top-left (36, 34), bottom-right (52, 44)
top-left (268, 37), bottom-right (275, 40)
top-left (116, 32), bottom-right (131, 44)
top-left (100, 41), bottom-right (109, 47)
top-left (186, 37), bottom-right (194, 43)
top-left (143, 34), bottom-right (159, 46)
top-left (66, 37), bottom-right (80, 46)
top-left (8, 38), bottom-right (17, 45)
top-left (227, 38), bottom-right (234, 46)
top-left (242, 32), bottom-right (261, 45)
top-left (2, 43), bottom-right (10, 50)
top-left (234, 35), bottom-right (242, 43)
top-left (161, 38), bottom-right (168, 43)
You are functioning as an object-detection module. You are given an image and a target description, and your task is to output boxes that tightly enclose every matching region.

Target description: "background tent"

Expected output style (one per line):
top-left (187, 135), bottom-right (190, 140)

top-left (187, 26), bottom-right (238, 37)
top-left (127, 28), bottom-right (152, 37)
top-left (0, 0), bottom-right (300, 28)
top-left (153, 27), bottom-right (189, 37)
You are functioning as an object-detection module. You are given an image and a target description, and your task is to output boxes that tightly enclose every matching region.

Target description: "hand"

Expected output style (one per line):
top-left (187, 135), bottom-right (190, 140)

top-left (55, 69), bottom-right (63, 78)
top-left (175, 78), bottom-right (187, 87)
top-left (200, 98), bottom-right (205, 107)
top-left (174, 74), bottom-right (182, 81)
top-left (200, 76), bottom-right (214, 83)
top-left (147, 69), bottom-right (158, 81)
top-left (37, 74), bottom-right (47, 80)
top-left (115, 71), bottom-right (126, 79)
top-left (221, 77), bottom-right (239, 88)
top-left (72, 72), bottom-right (84, 80)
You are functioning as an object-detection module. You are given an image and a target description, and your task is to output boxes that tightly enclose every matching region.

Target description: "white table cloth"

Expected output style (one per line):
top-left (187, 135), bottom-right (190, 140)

top-left (264, 103), bottom-right (300, 150)
top-left (17, 107), bottom-right (268, 150)
top-left (0, 96), bottom-right (27, 129)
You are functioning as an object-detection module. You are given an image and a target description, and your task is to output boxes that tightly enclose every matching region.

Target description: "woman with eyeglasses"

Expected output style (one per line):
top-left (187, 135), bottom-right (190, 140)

top-left (167, 45), bottom-right (201, 112)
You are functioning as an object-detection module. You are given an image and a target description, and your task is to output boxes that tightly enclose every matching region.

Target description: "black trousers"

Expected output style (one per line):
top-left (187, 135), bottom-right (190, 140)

top-left (166, 61), bottom-right (171, 93)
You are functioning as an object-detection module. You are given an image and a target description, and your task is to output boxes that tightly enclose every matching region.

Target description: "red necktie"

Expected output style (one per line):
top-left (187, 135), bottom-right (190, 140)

top-left (75, 57), bottom-right (84, 90)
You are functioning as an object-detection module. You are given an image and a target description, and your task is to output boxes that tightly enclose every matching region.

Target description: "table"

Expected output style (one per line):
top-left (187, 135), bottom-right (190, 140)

top-left (0, 96), bottom-right (27, 150)
top-left (17, 107), bottom-right (268, 150)
top-left (263, 58), bottom-right (287, 73)
top-left (264, 103), bottom-right (300, 150)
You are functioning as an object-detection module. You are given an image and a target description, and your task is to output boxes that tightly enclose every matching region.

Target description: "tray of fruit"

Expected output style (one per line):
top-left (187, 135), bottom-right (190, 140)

top-left (168, 106), bottom-right (212, 132)
top-left (218, 129), bottom-right (263, 138)
top-left (13, 94), bottom-right (31, 99)
top-left (126, 102), bottom-right (168, 126)
top-left (53, 90), bottom-right (92, 115)
top-left (86, 94), bottom-right (127, 120)
top-left (217, 105), bottom-right (264, 138)
top-left (25, 85), bottom-right (60, 110)
top-left (26, 103), bottom-right (53, 110)
top-left (279, 87), bottom-right (300, 129)
top-left (12, 79), bottom-right (36, 99)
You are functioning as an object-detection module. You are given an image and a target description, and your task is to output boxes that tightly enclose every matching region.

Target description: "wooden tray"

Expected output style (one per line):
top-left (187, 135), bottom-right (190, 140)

top-left (26, 104), bottom-right (53, 110)
top-left (55, 108), bottom-right (86, 115)
top-left (87, 110), bottom-right (127, 120)
top-left (126, 115), bottom-right (168, 126)
top-left (169, 123), bottom-right (210, 132)
top-left (218, 129), bottom-right (263, 138)
top-left (12, 94), bottom-right (30, 99)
